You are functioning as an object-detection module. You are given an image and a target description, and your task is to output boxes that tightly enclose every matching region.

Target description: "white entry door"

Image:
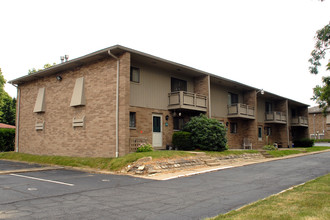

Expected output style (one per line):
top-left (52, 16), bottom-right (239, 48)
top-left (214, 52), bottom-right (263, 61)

top-left (152, 114), bottom-right (162, 147)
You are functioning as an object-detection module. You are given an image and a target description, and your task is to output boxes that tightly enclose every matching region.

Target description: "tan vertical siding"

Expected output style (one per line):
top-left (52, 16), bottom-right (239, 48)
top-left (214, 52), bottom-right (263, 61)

top-left (210, 83), bottom-right (243, 118)
top-left (130, 62), bottom-right (194, 109)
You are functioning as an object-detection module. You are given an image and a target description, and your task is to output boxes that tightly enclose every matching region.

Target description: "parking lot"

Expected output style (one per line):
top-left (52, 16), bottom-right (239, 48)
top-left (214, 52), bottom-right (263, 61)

top-left (1, 151), bottom-right (330, 220)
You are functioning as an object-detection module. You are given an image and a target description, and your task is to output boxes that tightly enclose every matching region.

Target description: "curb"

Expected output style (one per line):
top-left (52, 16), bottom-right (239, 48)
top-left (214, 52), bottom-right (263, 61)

top-left (0, 166), bottom-right (64, 175)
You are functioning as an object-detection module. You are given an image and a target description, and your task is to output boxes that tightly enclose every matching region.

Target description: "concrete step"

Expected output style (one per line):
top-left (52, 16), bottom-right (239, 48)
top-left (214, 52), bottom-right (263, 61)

top-left (205, 161), bottom-right (222, 166)
top-left (259, 151), bottom-right (273, 158)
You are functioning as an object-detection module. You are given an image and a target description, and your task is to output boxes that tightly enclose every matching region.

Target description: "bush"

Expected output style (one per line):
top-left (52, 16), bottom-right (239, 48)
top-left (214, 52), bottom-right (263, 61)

top-left (172, 131), bottom-right (193, 150)
top-left (136, 143), bottom-right (153, 152)
top-left (314, 139), bottom-right (330, 143)
top-left (293, 138), bottom-right (314, 148)
top-left (263, 145), bottom-right (277, 151)
top-left (0, 128), bottom-right (15, 152)
top-left (183, 114), bottom-right (227, 151)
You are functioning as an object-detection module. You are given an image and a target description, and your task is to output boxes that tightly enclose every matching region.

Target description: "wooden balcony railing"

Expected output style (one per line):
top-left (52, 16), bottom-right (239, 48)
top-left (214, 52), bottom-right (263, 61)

top-left (168, 91), bottom-right (207, 112)
top-left (291, 116), bottom-right (308, 127)
top-left (265, 111), bottom-right (287, 124)
top-left (227, 103), bottom-right (255, 119)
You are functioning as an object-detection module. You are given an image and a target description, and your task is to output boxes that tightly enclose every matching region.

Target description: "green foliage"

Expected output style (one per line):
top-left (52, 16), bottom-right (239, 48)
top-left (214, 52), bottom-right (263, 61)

top-left (172, 131), bottom-right (193, 150)
top-left (0, 128), bottom-right (15, 152)
top-left (294, 138), bottom-right (314, 148)
top-left (136, 143), bottom-right (153, 152)
top-left (314, 139), bottom-right (330, 142)
top-left (309, 23), bottom-right (330, 112)
top-left (183, 114), bottom-right (227, 151)
top-left (263, 145), bottom-right (277, 151)
top-left (0, 68), bottom-right (16, 125)
top-left (28, 62), bottom-right (56, 75)
top-left (0, 93), bottom-right (16, 125)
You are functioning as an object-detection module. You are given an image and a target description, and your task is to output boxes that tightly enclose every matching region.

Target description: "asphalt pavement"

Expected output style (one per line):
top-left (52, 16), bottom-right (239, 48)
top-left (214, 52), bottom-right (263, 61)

top-left (0, 151), bottom-right (329, 220)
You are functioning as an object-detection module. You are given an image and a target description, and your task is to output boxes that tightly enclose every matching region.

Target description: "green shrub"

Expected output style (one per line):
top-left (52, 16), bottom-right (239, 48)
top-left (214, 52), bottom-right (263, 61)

top-left (0, 128), bottom-right (15, 152)
top-left (314, 139), bottom-right (330, 143)
top-left (136, 143), bottom-right (153, 152)
top-left (183, 114), bottom-right (227, 151)
top-left (172, 131), bottom-right (193, 150)
top-left (293, 138), bottom-right (314, 148)
top-left (263, 145), bottom-right (277, 151)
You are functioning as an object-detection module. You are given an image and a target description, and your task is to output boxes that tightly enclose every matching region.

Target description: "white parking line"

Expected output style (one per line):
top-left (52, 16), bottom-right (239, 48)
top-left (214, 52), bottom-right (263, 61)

top-left (10, 174), bottom-right (74, 186)
top-left (162, 166), bottom-right (233, 180)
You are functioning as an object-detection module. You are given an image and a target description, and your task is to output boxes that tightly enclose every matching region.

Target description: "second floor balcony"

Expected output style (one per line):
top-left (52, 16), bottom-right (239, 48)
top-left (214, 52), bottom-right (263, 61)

top-left (168, 91), bottom-right (207, 112)
top-left (291, 116), bottom-right (308, 127)
top-left (265, 111), bottom-right (287, 124)
top-left (227, 103), bottom-right (255, 119)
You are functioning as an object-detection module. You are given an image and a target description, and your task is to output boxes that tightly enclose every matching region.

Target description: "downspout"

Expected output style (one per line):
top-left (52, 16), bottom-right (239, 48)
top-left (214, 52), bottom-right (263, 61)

top-left (12, 84), bottom-right (20, 152)
top-left (108, 50), bottom-right (120, 158)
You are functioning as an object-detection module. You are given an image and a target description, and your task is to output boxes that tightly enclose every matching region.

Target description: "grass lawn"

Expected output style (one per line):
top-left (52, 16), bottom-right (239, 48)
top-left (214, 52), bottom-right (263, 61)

top-left (267, 146), bottom-right (330, 157)
top-left (208, 173), bottom-right (330, 220)
top-left (0, 151), bottom-right (195, 171)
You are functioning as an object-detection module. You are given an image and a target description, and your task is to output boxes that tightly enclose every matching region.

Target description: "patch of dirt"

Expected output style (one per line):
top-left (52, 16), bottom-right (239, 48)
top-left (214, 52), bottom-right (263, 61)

top-left (120, 152), bottom-right (265, 176)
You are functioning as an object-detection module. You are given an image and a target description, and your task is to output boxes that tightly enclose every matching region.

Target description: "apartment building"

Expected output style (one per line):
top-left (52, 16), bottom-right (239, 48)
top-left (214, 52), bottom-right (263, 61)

top-left (9, 45), bottom-right (309, 157)
top-left (308, 106), bottom-right (330, 139)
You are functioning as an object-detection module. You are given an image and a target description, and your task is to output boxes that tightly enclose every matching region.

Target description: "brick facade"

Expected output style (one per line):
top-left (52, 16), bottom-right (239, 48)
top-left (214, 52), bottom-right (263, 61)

top-left (16, 53), bottom-right (130, 157)
top-left (308, 112), bottom-right (329, 139)
top-left (129, 106), bottom-right (173, 149)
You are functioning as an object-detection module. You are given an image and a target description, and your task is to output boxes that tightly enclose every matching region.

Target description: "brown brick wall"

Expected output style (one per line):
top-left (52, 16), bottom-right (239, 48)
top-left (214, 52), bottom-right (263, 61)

top-left (118, 52), bottom-right (131, 156)
top-left (17, 53), bottom-right (131, 158)
top-left (129, 106), bottom-right (173, 149)
top-left (194, 75), bottom-right (210, 116)
top-left (308, 113), bottom-right (330, 139)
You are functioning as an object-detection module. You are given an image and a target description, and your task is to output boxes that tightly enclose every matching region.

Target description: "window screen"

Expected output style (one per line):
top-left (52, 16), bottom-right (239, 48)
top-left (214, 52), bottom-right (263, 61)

top-left (130, 67), bottom-right (140, 83)
top-left (171, 77), bottom-right (187, 92)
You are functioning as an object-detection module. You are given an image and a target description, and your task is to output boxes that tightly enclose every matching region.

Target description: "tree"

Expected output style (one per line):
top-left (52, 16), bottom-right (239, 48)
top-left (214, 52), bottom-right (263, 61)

top-left (309, 23), bottom-right (330, 112)
top-left (28, 62), bottom-right (56, 75)
top-left (0, 68), bottom-right (16, 125)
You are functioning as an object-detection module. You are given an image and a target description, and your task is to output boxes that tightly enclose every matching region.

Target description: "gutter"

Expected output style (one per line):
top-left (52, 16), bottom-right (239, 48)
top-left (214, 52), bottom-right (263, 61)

top-left (12, 84), bottom-right (20, 152)
top-left (108, 50), bottom-right (120, 158)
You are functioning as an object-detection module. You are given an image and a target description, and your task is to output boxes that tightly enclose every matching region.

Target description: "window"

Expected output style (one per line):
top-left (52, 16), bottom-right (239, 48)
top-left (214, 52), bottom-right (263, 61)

top-left (130, 67), bottom-right (140, 83)
top-left (265, 102), bottom-right (272, 114)
top-left (258, 126), bottom-right (262, 140)
top-left (230, 122), bottom-right (237, 134)
top-left (291, 109), bottom-right (297, 117)
top-left (228, 93), bottom-right (238, 105)
top-left (326, 114), bottom-right (330, 124)
top-left (173, 117), bottom-right (185, 130)
top-left (171, 77), bottom-right (187, 92)
top-left (266, 127), bottom-right (271, 136)
top-left (129, 112), bottom-right (136, 128)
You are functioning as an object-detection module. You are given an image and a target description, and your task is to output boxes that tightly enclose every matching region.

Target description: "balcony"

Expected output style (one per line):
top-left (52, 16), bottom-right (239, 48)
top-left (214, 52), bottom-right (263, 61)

top-left (265, 111), bottom-right (287, 124)
top-left (291, 116), bottom-right (308, 127)
top-left (227, 103), bottom-right (255, 119)
top-left (168, 91), bottom-right (207, 112)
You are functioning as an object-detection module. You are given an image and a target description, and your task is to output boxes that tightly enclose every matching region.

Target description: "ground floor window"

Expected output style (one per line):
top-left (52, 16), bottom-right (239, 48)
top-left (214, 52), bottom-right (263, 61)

top-left (174, 117), bottom-right (185, 130)
top-left (230, 122), bottom-right (237, 134)
top-left (266, 127), bottom-right (271, 136)
top-left (129, 112), bottom-right (136, 128)
top-left (258, 126), bottom-right (262, 140)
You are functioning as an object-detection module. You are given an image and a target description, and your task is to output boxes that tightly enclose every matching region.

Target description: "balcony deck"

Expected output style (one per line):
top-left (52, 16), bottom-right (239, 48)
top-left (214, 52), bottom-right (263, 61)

top-left (227, 103), bottom-right (255, 119)
top-left (265, 111), bottom-right (287, 124)
top-left (291, 116), bottom-right (308, 127)
top-left (168, 91), bottom-right (207, 112)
